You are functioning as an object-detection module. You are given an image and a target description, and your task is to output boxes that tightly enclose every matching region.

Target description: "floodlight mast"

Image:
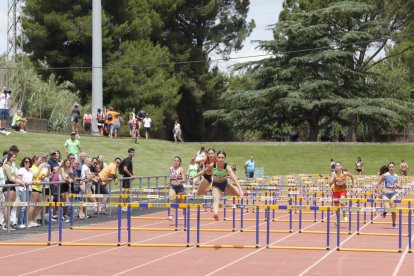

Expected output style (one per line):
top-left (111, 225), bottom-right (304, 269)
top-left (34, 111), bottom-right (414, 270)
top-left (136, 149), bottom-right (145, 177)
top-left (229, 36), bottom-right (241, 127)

top-left (92, 0), bottom-right (103, 135)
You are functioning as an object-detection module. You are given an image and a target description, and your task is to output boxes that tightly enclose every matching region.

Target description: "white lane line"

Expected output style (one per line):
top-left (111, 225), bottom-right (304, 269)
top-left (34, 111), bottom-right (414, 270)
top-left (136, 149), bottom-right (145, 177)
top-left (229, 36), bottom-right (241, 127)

top-left (298, 214), bottom-right (380, 276)
top-left (205, 213), bottom-right (335, 276)
top-left (112, 212), bottom-right (291, 276)
top-left (392, 232), bottom-right (414, 276)
top-left (16, 209), bottom-right (227, 275)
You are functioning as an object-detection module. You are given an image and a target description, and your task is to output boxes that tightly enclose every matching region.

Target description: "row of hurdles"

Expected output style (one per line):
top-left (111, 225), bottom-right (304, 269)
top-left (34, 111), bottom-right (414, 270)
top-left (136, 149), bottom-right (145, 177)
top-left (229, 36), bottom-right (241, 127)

top-left (0, 201), bottom-right (413, 253)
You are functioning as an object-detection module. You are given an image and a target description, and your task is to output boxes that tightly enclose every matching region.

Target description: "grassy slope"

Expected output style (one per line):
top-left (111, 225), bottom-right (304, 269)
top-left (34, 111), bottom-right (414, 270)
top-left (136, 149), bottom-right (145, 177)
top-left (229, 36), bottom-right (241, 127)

top-left (1, 132), bottom-right (413, 176)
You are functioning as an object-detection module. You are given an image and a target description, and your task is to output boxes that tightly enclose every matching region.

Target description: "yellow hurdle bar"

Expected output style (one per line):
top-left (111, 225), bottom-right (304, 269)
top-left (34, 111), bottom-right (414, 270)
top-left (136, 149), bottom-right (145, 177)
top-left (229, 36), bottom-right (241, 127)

top-left (358, 232), bottom-right (409, 237)
top-left (338, 247), bottom-right (401, 253)
top-left (300, 230), bottom-right (349, 235)
top-left (129, 243), bottom-right (193, 247)
top-left (130, 227), bottom-right (181, 231)
top-left (70, 227), bottom-right (125, 231)
top-left (59, 242), bottom-right (124, 247)
top-left (267, 245), bottom-right (329, 250)
top-left (242, 229), bottom-right (290, 233)
top-left (189, 228), bottom-right (235, 232)
top-left (197, 244), bottom-right (260, 249)
top-left (0, 242), bottom-right (56, 246)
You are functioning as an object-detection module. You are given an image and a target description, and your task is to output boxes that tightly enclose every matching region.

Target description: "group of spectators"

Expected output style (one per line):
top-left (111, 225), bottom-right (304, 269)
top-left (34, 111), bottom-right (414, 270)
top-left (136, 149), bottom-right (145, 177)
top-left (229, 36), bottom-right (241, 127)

top-left (71, 104), bottom-right (153, 142)
top-left (0, 142), bottom-right (134, 231)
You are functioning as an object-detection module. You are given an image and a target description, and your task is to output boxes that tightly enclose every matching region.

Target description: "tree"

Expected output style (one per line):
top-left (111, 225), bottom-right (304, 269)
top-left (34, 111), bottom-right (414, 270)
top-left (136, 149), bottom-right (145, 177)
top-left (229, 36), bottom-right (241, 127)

top-left (206, 1), bottom-right (414, 141)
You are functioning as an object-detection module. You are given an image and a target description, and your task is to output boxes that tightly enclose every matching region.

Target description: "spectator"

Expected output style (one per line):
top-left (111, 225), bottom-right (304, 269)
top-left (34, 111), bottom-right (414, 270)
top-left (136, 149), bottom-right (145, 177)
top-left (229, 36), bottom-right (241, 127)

top-left (120, 148), bottom-right (135, 211)
top-left (196, 146), bottom-right (206, 170)
top-left (0, 86), bottom-right (12, 136)
top-left (330, 158), bottom-right (335, 173)
top-left (355, 156), bottom-right (363, 175)
top-left (11, 110), bottom-right (27, 133)
top-left (64, 132), bottom-right (81, 159)
top-left (82, 111), bottom-right (92, 134)
top-left (400, 160), bottom-right (409, 176)
top-left (16, 157), bottom-right (33, 229)
top-left (71, 103), bottom-right (81, 138)
top-left (112, 114), bottom-right (121, 138)
top-left (143, 114), bottom-right (152, 139)
top-left (96, 108), bottom-right (105, 136)
top-left (0, 159), bottom-right (5, 226)
top-left (97, 154), bottom-right (107, 169)
top-left (244, 155), bottom-right (255, 178)
top-left (173, 120), bottom-right (183, 144)
top-left (128, 108), bottom-right (136, 138)
top-left (106, 107), bottom-right (119, 139)
top-left (98, 158), bottom-right (122, 213)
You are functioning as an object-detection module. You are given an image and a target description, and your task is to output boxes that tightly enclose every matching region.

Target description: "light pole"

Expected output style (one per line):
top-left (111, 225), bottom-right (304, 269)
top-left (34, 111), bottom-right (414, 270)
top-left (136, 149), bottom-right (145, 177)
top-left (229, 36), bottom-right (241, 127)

top-left (92, 0), bottom-right (103, 135)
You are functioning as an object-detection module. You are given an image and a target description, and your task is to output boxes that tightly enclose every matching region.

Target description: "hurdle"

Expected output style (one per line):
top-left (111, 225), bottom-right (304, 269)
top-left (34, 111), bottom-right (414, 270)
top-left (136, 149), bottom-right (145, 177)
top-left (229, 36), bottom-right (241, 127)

top-left (127, 203), bottom-right (194, 247)
top-left (0, 203), bottom-right (56, 246)
top-left (59, 203), bottom-right (124, 247)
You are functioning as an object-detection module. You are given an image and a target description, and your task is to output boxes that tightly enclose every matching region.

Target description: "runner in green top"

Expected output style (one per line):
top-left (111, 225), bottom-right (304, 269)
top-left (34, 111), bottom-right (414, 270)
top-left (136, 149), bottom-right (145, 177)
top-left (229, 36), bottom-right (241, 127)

top-left (187, 157), bottom-right (199, 194)
top-left (209, 150), bottom-right (243, 221)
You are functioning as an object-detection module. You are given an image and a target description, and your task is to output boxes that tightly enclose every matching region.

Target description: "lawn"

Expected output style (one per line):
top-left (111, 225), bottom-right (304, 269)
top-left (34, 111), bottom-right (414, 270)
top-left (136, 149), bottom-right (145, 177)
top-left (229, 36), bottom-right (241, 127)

top-left (1, 131), bottom-right (413, 176)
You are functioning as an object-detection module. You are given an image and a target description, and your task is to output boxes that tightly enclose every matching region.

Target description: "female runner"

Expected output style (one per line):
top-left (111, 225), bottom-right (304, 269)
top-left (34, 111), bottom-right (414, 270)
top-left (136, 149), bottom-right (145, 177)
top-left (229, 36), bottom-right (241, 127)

top-left (168, 156), bottom-right (186, 220)
top-left (192, 148), bottom-right (216, 196)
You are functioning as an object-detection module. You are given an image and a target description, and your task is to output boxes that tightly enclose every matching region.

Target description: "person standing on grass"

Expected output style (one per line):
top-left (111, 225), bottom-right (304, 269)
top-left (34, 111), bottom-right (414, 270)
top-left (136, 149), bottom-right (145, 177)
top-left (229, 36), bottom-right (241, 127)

top-left (96, 108), bottom-right (105, 136)
top-left (328, 162), bottom-right (355, 224)
top-left (376, 162), bottom-right (401, 229)
top-left (173, 120), bottom-right (183, 144)
top-left (82, 111), bottom-right (92, 134)
top-left (208, 151), bottom-right (243, 221)
top-left (244, 155), bottom-right (255, 179)
top-left (355, 156), bottom-right (363, 175)
top-left (64, 132), bottom-right (81, 159)
top-left (400, 160), bottom-right (408, 176)
top-left (120, 148), bottom-right (135, 211)
top-left (142, 114), bottom-right (152, 139)
top-left (0, 86), bottom-right (12, 136)
top-left (167, 156), bottom-right (186, 220)
top-left (71, 103), bottom-right (81, 138)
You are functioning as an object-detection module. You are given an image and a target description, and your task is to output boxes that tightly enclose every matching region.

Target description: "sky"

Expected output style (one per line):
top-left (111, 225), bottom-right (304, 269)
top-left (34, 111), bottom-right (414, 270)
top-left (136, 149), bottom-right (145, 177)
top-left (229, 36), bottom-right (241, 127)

top-left (0, 0), bottom-right (283, 72)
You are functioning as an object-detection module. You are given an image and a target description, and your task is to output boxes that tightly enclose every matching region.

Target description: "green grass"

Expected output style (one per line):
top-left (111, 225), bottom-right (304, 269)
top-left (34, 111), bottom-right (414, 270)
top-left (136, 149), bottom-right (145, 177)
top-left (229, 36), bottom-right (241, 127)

top-left (2, 131), bottom-right (414, 176)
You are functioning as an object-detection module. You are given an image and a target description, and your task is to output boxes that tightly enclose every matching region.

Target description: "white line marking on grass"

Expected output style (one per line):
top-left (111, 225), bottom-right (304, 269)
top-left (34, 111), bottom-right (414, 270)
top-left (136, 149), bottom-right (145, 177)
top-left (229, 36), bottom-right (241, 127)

top-left (205, 213), bottom-right (335, 276)
top-left (298, 214), bottom-right (380, 276)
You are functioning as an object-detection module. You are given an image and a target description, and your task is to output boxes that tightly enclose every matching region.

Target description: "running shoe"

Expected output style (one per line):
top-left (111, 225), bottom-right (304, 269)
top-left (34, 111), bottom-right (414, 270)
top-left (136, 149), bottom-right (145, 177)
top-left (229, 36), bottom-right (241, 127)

top-left (17, 224), bottom-right (26, 229)
top-left (343, 216), bottom-right (349, 222)
top-left (213, 214), bottom-right (220, 221)
top-left (382, 212), bottom-right (387, 218)
top-left (168, 215), bottom-right (173, 221)
top-left (392, 224), bottom-right (397, 229)
top-left (122, 207), bottom-right (128, 212)
top-left (2, 224), bottom-right (16, 231)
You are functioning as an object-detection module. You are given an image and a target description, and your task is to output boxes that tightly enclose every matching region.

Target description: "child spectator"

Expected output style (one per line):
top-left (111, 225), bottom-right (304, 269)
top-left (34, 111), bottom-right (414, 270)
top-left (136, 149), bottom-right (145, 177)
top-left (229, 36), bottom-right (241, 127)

top-left (11, 110), bottom-right (28, 133)
top-left (82, 111), bottom-right (92, 134)
top-left (71, 103), bottom-right (81, 138)
top-left (96, 108), bottom-right (105, 136)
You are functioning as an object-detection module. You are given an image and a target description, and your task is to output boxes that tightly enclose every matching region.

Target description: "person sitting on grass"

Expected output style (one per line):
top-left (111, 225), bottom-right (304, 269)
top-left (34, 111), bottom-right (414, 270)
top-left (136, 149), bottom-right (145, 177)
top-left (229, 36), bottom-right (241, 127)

top-left (11, 110), bottom-right (27, 133)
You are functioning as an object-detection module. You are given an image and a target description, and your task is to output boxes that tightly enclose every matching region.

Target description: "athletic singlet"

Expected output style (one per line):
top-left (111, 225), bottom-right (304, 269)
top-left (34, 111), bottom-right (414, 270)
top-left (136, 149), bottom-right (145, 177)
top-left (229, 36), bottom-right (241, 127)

top-left (188, 164), bottom-right (198, 177)
top-left (170, 167), bottom-right (183, 182)
top-left (333, 173), bottom-right (347, 192)
top-left (212, 163), bottom-right (227, 183)
top-left (383, 172), bottom-right (398, 192)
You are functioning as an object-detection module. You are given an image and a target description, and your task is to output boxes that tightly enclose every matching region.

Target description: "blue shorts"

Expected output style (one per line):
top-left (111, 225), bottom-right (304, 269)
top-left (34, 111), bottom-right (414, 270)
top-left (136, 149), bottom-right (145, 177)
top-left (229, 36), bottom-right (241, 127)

top-left (171, 184), bottom-right (184, 194)
top-left (382, 192), bottom-right (397, 200)
top-left (213, 181), bottom-right (227, 192)
top-left (0, 109), bottom-right (9, 120)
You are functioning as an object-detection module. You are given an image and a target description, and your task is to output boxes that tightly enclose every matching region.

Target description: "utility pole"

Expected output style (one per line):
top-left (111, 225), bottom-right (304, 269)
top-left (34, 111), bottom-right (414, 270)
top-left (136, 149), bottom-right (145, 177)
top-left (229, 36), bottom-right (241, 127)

top-left (92, 0), bottom-right (103, 135)
top-left (6, 0), bottom-right (23, 64)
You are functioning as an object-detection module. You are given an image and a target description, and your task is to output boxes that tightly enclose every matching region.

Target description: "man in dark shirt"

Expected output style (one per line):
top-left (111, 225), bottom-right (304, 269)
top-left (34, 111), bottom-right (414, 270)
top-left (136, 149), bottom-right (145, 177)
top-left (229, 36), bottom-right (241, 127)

top-left (121, 148), bottom-right (135, 210)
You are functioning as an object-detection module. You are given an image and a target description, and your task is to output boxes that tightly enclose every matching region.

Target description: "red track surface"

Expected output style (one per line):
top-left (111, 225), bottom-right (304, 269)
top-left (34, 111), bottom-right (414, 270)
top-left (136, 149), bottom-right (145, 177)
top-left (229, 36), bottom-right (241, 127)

top-left (0, 209), bottom-right (413, 276)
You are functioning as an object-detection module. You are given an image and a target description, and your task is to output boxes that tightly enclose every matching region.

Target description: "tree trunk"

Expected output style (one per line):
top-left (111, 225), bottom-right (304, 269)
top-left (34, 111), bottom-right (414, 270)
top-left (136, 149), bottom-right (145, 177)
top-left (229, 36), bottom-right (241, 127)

top-left (308, 120), bottom-right (319, 141)
top-left (347, 114), bottom-right (357, 142)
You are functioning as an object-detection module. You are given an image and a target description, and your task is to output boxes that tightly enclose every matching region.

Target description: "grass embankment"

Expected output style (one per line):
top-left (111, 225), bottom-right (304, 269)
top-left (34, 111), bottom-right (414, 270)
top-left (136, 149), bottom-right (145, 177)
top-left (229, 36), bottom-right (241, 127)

top-left (1, 132), bottom-right (413, 176)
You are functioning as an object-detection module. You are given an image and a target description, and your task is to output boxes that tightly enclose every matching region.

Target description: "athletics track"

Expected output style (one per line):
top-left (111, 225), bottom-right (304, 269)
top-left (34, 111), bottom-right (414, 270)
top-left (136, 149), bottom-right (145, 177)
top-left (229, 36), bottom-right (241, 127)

top-left (1, 175), bottom-right (414, 275)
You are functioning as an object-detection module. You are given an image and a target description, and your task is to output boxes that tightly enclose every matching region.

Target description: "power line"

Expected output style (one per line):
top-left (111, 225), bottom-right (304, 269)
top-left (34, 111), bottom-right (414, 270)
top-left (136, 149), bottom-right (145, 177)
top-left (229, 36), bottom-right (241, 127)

top-left (0, 32), bottom-right (413, 71)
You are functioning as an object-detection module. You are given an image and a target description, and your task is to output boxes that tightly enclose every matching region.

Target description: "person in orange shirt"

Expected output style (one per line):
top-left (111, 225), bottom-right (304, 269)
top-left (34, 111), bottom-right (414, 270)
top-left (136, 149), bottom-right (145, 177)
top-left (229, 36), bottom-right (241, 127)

top-left (105, 107), bottom-right (120, 139)
top-left (97, 158), bottom-right (121, 213)
top-left (329, 162), bottom-right (355, 223)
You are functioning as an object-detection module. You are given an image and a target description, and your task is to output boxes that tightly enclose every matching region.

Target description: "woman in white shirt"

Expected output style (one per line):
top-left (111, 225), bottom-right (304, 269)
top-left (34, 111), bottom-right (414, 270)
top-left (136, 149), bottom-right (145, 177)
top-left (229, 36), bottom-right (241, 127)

top-left (17, 157), bottom-right (33, 229)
